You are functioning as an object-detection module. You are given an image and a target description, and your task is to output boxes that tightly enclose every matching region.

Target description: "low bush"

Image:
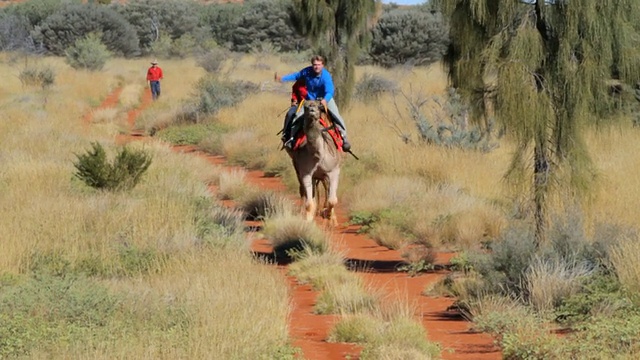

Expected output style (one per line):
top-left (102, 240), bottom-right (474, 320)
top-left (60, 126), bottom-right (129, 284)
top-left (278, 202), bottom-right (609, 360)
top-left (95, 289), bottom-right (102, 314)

top-left (196, 48), bottom-right (229, 73)
top-left (19, 65), bottom-right (55, 89)
top-left (73, 142), bottom-right (152, 191)
top-left (65, 33), bottom-right (111, 71)
top-left (355, 72), bottom-right (398, 103)
top-left (192, 76), bottom-right (259, 116)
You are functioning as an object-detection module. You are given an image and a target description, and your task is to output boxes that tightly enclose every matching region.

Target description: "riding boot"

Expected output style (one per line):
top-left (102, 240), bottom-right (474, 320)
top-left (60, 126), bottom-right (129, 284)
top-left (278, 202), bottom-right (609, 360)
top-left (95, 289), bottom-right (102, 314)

top-left (339, 129), bottom-right (351, 152)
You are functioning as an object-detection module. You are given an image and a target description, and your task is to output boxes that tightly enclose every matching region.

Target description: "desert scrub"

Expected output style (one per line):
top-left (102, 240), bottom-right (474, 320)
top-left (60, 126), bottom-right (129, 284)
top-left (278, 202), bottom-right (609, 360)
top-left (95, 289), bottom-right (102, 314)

top-left (73, 142), bottom-right (152, 191)
top-left (237, 191), bottom-right (295, 221)
top-left (287, 249), bottom-right (355, 290)
top-left (156, 122), bottom-right (227, 145)
top-left (314, 280), bottom-right (377, 315)
top-left (262, 212), bottom-right (330, 259)
top-left (0, 274), bottom-right (189, 358)
top-left (329, 305), bottom-right (440, 359)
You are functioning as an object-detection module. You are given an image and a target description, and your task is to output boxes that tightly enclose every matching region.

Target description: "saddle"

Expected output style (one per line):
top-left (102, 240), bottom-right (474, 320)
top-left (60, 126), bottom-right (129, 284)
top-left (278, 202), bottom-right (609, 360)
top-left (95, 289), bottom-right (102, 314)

top-left (291, 101), bottom-right (344, 152)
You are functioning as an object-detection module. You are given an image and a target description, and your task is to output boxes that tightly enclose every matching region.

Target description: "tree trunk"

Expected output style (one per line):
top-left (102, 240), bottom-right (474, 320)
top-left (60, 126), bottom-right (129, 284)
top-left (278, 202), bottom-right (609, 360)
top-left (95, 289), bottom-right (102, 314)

top-left (533, 137), bottom-right (549, 247)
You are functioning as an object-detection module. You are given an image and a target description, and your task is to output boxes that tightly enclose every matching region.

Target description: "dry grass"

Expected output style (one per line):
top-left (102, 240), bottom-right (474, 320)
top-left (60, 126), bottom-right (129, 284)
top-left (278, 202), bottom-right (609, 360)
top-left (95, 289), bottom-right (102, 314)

top-left (287, 248), bottom-right (354, 290)
top-left (329, 299), bottom-right (441, 359)
top-left (215, 168), bottom-right (254, 200)
top-left (0, 54), bottom-right (293, 358)
top-left (118, 82), bottom-right (143, 109)
top-left (89, 107), bottom-right (122, 124)
top-left (609, 236), bottom-right (640, 303)
top-left (526, 257), bottom-right (594, 313)
top-left (262, 212), bottom-right (331, 257)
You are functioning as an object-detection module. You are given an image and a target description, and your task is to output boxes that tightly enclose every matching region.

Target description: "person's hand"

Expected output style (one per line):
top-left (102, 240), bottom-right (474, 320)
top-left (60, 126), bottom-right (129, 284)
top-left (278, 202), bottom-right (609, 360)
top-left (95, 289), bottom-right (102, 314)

top-left (320, 99), bottom-right (328, 109)
top-left (274, 72), bottom-right (282, 82)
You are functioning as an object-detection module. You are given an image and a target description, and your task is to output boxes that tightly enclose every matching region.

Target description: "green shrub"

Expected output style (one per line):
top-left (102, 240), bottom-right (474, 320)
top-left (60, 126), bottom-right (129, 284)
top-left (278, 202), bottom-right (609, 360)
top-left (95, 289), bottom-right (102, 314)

top-left (567, 313), bottom-right (640, 359)
top-left (113, 0), bottom-right (205, 54)
top-left (355, 72), bottom-right (398, 103)
top-left (193, 76), bottom-right (259, 115)
top-left (555, 272), bottom-right (631, 324)
top-left (501, 326), bottom-right (563, 360)
top-left (18, 65), bottom-right (55, 89)
top-left (197, 48), bottom-right (229, 73)
top-left (149, 36), bottom-right (172, 58)
top-left (229, 0), bottom-right (306, 53)
top-left (408, 87), bottom-right (499, 152)
top-left (34, 3), bottom-right (139, 56)
top-left (170, 33), bottom-right (197, 58)
top-left (0, 12), bottom-right (32, 52)
top-left (65, 33), bottom-right (111, 71)
top-left (369, 8), bottom-right (449, 68)
top-left (73, 142), bottom-right (152, 191)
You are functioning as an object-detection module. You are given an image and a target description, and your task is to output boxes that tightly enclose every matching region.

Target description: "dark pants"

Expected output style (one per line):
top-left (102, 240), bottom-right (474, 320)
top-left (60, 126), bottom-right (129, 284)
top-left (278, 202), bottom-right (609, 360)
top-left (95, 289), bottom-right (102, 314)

top-left (150, 81), bottom-right (161, 100)
top-left (282, 105), bottom-right (297, 140)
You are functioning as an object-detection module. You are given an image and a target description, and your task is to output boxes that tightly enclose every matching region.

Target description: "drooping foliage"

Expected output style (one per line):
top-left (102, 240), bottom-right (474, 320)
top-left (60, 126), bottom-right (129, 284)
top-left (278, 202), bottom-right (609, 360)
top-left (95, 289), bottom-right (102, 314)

top-left (435, 0), bottom-right (640, 243)
top-left (290, 0), bottom-right (380, 107)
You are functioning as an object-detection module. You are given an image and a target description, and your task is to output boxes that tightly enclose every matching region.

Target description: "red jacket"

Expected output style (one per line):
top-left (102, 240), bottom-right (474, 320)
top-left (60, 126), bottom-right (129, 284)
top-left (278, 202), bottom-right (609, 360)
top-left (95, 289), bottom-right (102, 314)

top-left (291, 79), bottom-right (307, 103)
top-left (147, 66), bottom-right (163, 81)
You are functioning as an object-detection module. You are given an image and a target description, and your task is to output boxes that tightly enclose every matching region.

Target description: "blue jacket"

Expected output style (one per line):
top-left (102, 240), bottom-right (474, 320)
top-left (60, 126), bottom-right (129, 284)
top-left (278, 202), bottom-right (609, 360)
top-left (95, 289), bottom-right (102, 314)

top-left (281, 67), bottom-right (335, 102)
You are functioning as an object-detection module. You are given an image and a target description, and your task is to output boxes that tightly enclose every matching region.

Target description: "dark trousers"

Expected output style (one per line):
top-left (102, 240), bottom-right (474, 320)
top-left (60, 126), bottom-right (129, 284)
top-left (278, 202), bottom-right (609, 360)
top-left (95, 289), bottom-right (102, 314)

top-left (150, 81), bottom-right (161, 100)
top-left (282, 105), bottom-right (297, 139)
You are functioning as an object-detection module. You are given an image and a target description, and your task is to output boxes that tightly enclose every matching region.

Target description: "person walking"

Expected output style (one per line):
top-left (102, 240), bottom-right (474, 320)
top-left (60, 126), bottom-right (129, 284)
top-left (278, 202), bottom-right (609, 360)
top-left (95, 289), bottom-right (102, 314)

top-left (147, 60), bottom-right (163, 101)
top-left (275, 55), bottom-right (351, 152)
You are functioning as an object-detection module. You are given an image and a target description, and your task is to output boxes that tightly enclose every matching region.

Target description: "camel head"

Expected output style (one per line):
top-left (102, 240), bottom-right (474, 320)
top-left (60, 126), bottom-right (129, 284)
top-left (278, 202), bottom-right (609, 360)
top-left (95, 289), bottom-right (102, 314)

top-left (303, 100), bottom-right (323, 123)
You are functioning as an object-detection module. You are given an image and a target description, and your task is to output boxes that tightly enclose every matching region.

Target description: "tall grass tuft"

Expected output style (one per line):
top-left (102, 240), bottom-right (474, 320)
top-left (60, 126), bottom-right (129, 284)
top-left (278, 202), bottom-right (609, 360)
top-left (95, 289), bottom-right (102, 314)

top-left (262, 212), bottom-right (330, 259)
top-left (237, 190), bottom-right (295, 221)
top-left (609, 236), bottom-right (640, 304)
top-left (314, 280), bottom-right (378, 315)
top-left (526, 257), bottom-right (594, 313)
top-left (288, 248), bottom-right (353, 290)
top-left (329, 299), bottom-right (441, 359)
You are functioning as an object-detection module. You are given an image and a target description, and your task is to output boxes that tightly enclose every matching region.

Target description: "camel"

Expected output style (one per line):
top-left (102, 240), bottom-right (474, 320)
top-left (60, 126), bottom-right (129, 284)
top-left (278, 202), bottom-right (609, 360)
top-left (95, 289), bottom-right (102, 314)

top-left (286, 100), bottom-right (342, 226)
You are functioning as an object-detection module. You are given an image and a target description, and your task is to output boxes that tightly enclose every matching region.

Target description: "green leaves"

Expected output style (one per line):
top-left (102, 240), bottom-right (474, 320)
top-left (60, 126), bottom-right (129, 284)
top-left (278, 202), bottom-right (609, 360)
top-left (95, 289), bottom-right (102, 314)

top-left (73, 142), bottom-right (152, 191)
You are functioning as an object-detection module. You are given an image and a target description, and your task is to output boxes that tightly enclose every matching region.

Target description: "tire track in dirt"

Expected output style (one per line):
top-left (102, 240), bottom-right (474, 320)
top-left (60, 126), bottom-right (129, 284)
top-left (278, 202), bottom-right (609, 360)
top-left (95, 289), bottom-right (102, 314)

top-left (87, 87), bottom-right (501, 360)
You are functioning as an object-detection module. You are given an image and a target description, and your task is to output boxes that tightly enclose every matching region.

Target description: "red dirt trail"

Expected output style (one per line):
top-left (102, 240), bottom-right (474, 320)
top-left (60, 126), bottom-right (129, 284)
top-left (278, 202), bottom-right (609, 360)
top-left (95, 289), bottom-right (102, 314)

top-left (86, 88), bottom-right (501, 360)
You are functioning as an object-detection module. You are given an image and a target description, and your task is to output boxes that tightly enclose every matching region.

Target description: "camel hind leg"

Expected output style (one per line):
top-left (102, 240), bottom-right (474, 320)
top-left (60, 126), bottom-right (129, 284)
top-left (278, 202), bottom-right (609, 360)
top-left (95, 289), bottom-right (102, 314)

top-left (313, 177), bottom-right (330, 218)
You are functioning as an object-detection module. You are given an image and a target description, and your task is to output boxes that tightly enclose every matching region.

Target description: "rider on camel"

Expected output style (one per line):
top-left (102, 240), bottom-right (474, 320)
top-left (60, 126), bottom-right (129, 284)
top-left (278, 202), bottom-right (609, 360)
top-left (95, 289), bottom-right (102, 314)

top-left (275, 55), bottom-right (351, 152)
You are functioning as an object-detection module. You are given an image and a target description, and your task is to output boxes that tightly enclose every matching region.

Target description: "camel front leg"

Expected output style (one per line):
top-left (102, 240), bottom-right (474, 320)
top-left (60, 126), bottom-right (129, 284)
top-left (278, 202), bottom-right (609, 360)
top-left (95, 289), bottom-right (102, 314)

top-left (300, 174), bottom-right (316, 222)
top-left (326, 170), bottom-right (340, 227)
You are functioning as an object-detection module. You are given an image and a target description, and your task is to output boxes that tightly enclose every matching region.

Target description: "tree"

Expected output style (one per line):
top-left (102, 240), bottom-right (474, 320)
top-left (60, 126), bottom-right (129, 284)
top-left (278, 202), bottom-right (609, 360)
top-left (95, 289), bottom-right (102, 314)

top-left (290, 0), bottom-right (380, 107)
top-left (369, 7), bottom-right (448, 68)
top-left (113, 0), bottom-right (205, 54)
top-left (435, 0), bottom-right (640, 245)
top-left (34, 3), bottom-right (139, 56)
top-left (231, 0), bottom-right (306, 53)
